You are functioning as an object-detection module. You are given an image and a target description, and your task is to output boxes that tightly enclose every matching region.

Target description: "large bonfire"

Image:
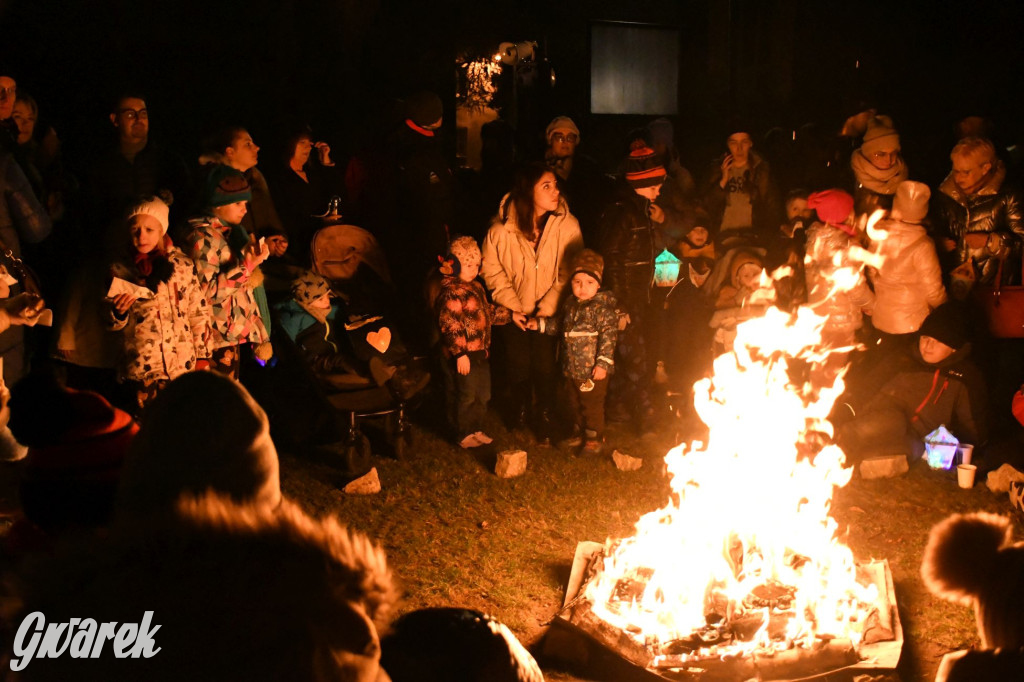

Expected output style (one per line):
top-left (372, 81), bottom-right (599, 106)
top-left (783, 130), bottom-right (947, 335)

top-left (581, 263), bottom-right (887, 667)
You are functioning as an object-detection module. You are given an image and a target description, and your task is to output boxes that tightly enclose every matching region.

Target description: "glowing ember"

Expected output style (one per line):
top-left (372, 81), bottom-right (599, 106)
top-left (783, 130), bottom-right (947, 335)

top-left (583, 294), bottom-right (881, 665)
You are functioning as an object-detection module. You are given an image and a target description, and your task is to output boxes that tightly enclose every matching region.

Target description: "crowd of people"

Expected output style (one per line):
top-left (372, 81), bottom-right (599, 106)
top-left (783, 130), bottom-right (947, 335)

top-left (0, 73), bottom-right (1022, 464)
top-left (1, 69), bottom-right (1024, 678)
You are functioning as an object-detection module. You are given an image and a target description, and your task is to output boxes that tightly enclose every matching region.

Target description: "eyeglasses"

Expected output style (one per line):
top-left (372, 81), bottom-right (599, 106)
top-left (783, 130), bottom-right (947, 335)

top-left (118, 108), bottom-right (149, 121)
top-left (0, 87), bottom-right (15, 98)
top-left (552, 133), bottom-right (578, 144)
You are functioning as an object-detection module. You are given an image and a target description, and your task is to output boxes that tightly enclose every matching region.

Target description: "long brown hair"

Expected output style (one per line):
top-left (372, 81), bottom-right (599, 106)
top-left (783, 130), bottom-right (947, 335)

top-left (502, 162), bottom-right (555, 238)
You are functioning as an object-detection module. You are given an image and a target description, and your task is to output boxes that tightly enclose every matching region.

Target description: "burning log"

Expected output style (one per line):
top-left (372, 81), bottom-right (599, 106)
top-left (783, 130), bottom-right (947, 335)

top-left (556, 544), bottom-right (901, 681)
top-left (549, 271), bottom-right (908, 680)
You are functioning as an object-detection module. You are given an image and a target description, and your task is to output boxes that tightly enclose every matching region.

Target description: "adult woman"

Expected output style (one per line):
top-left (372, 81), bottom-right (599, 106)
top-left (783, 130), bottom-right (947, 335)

top-left (10, 94), bottom-right (64, 218)
top-left (481, 163), bottom-right (583, 443)
top-left (201, 126), bottom-right (284, 239)
top-left (850, 116), bottom-right (908, 219)
top-left (269, 126), bottom-right (346, 266)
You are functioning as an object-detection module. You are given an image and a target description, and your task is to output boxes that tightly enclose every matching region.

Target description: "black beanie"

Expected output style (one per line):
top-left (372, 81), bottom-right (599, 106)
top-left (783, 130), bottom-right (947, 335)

top-left (405, 91), bottom-right (443, 127)
top-left (724, 116), bottom-right (755, 141)
top-left (919, 302), bottom-right (969, 350)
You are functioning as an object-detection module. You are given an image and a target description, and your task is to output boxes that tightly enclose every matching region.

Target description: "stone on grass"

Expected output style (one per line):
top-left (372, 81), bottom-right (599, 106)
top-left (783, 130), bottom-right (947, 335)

top-left (986, 463), bottom-right (1024, 493)
top-left (613, 450), bottom-right (643, 472)
top-left (344, 467), bottom-right (381, 495)
top-left (859, 455), bottom-right (909, 480)
top-left (496, 450), bottom-right (527, 478)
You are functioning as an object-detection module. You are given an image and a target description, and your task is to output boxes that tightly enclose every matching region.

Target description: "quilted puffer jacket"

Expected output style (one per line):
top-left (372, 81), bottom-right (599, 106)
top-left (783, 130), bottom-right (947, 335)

top-left (932, 162), bottom-right (1024, 285)
top-left (868, 219), bottom-right (947, 334)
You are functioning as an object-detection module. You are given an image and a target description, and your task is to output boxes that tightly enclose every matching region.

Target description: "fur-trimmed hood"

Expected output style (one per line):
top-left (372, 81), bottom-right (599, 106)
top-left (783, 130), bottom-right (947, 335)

top-left (10, 494), bottom-right (397, 681)
top-left (921, 511), bottom-right (1024, 650)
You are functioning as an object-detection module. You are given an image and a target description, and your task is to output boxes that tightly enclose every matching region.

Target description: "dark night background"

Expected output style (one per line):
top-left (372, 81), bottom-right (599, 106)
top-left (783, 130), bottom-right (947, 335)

top-left (2, 0), bottom-right (1023, 184)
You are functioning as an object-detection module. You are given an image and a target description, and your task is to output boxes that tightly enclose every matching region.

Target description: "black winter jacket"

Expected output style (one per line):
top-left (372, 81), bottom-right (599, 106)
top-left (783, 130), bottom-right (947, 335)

top-left (598, 185), bottom-right (660, 312)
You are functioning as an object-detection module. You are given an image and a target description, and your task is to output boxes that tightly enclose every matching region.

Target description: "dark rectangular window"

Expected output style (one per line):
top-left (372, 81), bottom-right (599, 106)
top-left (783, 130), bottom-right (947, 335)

top-left (590, 23), bottom-right (680, 115)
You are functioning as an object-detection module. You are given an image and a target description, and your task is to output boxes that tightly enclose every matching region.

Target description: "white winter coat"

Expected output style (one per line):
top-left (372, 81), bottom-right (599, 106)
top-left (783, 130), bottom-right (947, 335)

top-left (868, 220), bottom-right (947, 334)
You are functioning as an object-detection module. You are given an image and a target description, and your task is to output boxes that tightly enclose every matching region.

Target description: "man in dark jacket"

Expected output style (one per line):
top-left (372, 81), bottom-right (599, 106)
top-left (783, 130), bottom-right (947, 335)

top-left (932, 136), bottom-right (1024, 290)
top-left (598, 144), bottom-right (667, 429)
top-left (836, 302), bottom-right (988, 462)
top-left (84, 93), bottom-right (190, 249)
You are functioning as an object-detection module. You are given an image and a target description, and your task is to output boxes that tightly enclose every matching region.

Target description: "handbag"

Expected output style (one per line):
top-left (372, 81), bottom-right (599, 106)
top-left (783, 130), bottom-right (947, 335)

top-left (972, 256), bottom-right (1024, 338)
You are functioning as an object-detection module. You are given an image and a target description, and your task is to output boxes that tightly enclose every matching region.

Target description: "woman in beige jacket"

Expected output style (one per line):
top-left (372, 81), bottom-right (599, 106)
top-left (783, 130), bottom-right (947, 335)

top-left (481, 163), bottom-right (583, 443)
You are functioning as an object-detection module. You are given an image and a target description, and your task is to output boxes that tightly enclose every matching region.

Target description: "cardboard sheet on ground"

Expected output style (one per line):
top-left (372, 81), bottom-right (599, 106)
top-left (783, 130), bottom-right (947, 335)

top-left (106, 277), bottom-right (154, 300)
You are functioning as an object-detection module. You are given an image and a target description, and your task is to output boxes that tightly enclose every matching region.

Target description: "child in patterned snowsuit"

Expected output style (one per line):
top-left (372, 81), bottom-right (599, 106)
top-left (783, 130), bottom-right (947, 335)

top-left (435, 236), bottom-right (510, 448)
top-left (184, 165), bottom-right (270, 378)
top-left (538, 249), bottom-right (618, 454)
top-left (108, 196), bottom-right (210, 410)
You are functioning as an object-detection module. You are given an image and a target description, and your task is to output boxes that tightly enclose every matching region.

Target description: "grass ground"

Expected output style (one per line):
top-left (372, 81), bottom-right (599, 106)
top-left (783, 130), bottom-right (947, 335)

top-left (280, 401), bottom-right (1023, 682)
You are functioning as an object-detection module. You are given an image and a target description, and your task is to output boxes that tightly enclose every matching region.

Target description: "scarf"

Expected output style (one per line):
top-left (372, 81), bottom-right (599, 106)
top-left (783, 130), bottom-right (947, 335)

top-left (851, 149), bottom-right (909, 195)
top-left (133, 236), bottom-right (172, 277)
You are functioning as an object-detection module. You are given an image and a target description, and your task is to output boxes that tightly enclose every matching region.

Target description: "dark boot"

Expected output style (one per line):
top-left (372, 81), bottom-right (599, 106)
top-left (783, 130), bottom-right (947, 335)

top-left (506, 382), bottom-right (531, 431)
top-left (535, 408), bottom-right (553, 447)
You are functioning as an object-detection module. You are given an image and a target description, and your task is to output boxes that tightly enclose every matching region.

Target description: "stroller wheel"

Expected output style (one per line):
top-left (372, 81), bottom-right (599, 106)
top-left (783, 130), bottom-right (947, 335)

top-left (341, 432), bottom-right (372, 477)
top-left (385, 411), bottom-right (413, 459)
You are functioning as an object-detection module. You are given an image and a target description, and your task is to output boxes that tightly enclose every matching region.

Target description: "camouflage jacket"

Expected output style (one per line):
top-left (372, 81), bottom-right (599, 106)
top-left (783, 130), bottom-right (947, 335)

top-left (185, 216), bottom-right (268, 349)
top-left (109, 248), bottom-right (211, 384)
top-left (545, 290), bottom-right (618, 384)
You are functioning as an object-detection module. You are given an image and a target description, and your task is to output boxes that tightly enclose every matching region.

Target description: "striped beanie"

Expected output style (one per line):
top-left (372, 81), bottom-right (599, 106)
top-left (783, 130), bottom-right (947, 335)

top-left (625, 141), bottom-right (666, 189)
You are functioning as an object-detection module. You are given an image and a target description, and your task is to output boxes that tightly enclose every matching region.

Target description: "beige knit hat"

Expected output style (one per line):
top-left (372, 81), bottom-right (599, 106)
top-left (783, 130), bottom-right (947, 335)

top-left (861, 116), bottom-right (900, 157)
top-left (546, 116), bottom-right (580, 143)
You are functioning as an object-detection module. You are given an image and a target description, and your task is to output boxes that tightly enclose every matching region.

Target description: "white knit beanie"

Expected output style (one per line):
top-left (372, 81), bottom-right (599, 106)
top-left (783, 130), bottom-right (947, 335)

top-left (127, 196), bottom-right (170, 236)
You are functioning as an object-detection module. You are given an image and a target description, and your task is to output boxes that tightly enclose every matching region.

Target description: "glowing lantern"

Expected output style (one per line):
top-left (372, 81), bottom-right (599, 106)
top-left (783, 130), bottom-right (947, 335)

top-left (653, 248), bottom-right (681, 287)
top-left (924, 425), bottom-right (959, 470)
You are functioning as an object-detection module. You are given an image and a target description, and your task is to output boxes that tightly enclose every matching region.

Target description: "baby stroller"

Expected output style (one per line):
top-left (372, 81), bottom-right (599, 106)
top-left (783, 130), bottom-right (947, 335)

top-left (264, 218), bottom-right (418, 474)
top-left (310, 221), bottom-right (417, 459)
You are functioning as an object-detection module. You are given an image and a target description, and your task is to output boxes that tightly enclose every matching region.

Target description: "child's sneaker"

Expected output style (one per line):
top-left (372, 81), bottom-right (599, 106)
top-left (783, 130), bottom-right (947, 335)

top-left (458, 433), bottom-right (482, 449)
top-left (562, 424), bottom-right (584, 448)
top-left (473, 431), bottom-right (494, 445)
top-left (582, 439), bottom-right (604, 456)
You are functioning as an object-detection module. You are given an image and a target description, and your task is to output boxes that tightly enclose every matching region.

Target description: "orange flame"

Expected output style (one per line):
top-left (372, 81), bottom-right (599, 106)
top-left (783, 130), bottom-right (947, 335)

top-left (585, 296), bottom-right (878, 660)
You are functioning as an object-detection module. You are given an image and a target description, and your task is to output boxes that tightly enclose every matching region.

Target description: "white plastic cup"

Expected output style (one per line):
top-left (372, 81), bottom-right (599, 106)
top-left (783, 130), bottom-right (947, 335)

top-left (957, 444), bottom-right (974, 466)
top-left (957, 464), bottom-right (977, 489)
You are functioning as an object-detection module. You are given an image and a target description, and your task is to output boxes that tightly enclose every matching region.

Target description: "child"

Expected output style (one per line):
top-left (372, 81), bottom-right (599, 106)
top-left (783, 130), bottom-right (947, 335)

top-left (435, 236), bottom-right (510, 448)
top-left (709, 249), bottom-right (767, 352)
top-left (921, 512), bottom-right (1024, 680)
top-left (537, 249), bottom-right (618, 454)
top-left (109, 196), bottom-right (210, 409)
top-left (184, 165), bottom-right (271, 379)
top-left (835, 302), bottom-right (988, 462)
top-left (276, 270), bottom-right (429, 401)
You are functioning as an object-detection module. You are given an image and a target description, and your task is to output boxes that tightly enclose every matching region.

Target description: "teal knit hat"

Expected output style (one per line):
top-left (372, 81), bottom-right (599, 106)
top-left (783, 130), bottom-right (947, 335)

top-left (204, 164), bottom-right (252, 208)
